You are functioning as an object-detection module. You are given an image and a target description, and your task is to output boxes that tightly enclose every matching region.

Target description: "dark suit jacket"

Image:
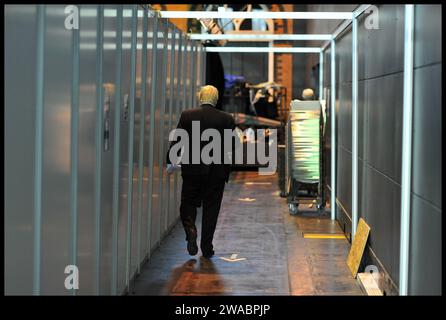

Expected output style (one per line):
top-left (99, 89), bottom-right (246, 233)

top-left (166, 104), bottom-right (236, 181)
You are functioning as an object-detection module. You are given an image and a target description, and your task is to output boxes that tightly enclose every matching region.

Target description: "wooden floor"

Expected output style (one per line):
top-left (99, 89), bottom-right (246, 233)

top-left (130, 171), bottom-right (363, 296)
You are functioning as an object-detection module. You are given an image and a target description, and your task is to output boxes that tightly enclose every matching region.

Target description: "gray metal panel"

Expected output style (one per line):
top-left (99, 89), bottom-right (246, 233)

top-left (77, 5), bottom-right (99, 295)
top-left (367, 72), bottom-right (403, 183)
top-left (166, 27), bottom-right (177, 230)
top-left (141, 16), bottom-right (154, 259)
top-left (357, 12), bottom-right (368, 81)
top-left (323, 48), bottom-right (331, 87)
top-left (414, 5), bottom-right (442, 68)
top-left (337, 81), bottom-right (352, 151)
top-left (5, 4), bottom-right (38, 295)
top-left (358, 79), bottom-right (367, 161)
top-left (171, 33), bottom-right (183, 228)
top-left (129, 5), bottom-right (143, 279)
top-left (337, 28), bottom-right (352, 84)
top-left (124, 5), bottom-right (137, 289)
top-left (111, 5), bottom-right (123, 295)
top-left (40, 5), bottom-right (73, 294)
top-left (358, 158), bottom-right (365, 220)
top-left (409, 194), bottom-right (442, 295)
top-left (365, 165), bottom-right (401, 286)
top-left (100, 4), bottom-right (119, 294)
top-left (159, 23), bottom-right (172, 237)
top-left (134, 7), bottom-right (149, 273)
top-left (150, 19), bottom-right (166, 249)
top-left (412, 64), bottom-right (442, 209)
top-left (117, 5), bottom-right (133, 293)
top-left (365, 5), bottom-right (405, 79)
top-left (337, 146), bottom-right (352, 217)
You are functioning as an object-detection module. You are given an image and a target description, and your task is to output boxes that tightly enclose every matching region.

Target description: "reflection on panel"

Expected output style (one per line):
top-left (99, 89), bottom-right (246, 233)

top-left (117, 5), bottom-right (133, 294)
top-left (40, 5), bottom-right (73, 295)
top-left (77, 5), bottom-right (98, 295)
top-left (101, 4), bottom-right (119, 295)
top-left (5, 4), bottom-right (38, 294)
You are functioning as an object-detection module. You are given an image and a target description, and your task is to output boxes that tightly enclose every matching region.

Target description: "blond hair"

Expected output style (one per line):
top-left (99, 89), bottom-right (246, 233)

top-left (198, 85), bottom-right (219, 106)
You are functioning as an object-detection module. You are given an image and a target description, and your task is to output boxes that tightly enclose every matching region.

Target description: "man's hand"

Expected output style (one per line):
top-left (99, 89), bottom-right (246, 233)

top-left (166, 163), bottom-right (181, 174)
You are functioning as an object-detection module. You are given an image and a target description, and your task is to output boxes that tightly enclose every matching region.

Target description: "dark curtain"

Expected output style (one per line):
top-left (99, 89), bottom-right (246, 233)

top-left (205, 44), bottom-right (225, 110)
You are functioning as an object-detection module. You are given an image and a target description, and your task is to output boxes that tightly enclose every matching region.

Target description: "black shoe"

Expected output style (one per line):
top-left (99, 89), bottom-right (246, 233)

top-left (187, 239), bottom-right (198, 256)
top-left (202, 250), bottom-right (215, 259)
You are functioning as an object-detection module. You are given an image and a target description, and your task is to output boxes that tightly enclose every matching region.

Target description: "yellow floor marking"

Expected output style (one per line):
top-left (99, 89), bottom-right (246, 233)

top-left (245, 182), bottom-right (272, 185)
top-left (302, 233), bottom-right (347, 239)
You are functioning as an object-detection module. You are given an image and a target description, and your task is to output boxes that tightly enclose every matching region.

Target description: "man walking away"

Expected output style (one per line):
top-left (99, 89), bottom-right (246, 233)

top-left (166, 85), bottom-right (235, 259)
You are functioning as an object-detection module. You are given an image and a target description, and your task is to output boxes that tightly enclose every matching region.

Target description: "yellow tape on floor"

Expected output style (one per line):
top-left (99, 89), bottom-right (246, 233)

top-left (302, 233), bottom-right (346, 239)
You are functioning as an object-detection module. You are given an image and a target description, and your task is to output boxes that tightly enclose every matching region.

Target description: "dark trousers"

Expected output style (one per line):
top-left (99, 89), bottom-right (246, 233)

top-left (180, 174), bottom-right (226, 254)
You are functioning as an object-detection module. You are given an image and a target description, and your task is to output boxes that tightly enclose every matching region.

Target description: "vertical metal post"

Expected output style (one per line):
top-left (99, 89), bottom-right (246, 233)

top-left (136, 7), bottom-right (148, 275)
top-left (352, 16), bottom-right (359, 239)
top-left (146, 13), bottom-right (158, 256)
top-left (399, 4), bottom-right (415, 296)
top-left (330, 39), bottom-right (336, 221)
top-left (157, 19), bottom-right (168, 243)
top-left (33, 4), bottom-right (46, 295)
top-left (70, 7), bottom-right (80, 296)
top-left (172, 34), bottom-right (183, 223)
top-left (125, 4), bottom-right (138, 290)
top-left (94, 5), bottom-right (104, 295)
top-left (111, 5), bottom-right (123, 296)
top-left (165, 28), bottom-right (177, 231)
top-left (319, 51), bottom-right (324, 101)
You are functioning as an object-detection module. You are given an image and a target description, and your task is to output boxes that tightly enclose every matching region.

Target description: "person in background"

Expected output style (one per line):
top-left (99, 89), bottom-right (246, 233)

top-left (302, 88), bottom-right (315, 100)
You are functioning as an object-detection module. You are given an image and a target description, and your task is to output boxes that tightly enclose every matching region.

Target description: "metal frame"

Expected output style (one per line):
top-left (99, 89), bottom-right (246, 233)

top-left (136, 6), bottom-right (148, 275)
top-left (111, 5), bottom-right (123, 296)
top-left (205, 47), bottom-right (321, 53)
top-left (172, 32), bottom-right (183, 233)
top-left (70, 9), bottom-right (80, 296)
top-left (319, 51), bottom-right (323, 100)
top-left (399, 4), bottom-right (415, 297)
top-left (330, 39), bottom-right (336, 222)
top-left (160, 11), bottom-right (354, 20)
top-left (189, 33), bottom-right (333, 41)
top-left (125, 4), bottom-right (138, 290)
top-left (157, 18), bottom-right (169, 246)
top-left (33, 4), bottom-right (46, 295)
top-left (94, 5), bottom-right (104, 295)
top-left (146, 13), bottom-right (159, 259)
top-left (351, 15), bottom-right (359, 239)
top-left (165, 27), bottom-right (177, 234)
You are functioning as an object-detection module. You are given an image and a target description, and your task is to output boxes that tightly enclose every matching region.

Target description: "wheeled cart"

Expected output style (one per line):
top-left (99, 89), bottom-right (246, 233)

top-left (285, 100), bottom-right (325, 215)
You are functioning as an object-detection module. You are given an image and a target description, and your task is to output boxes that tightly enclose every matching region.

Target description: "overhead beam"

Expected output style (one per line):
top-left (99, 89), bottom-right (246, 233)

top-left (159, 11), bottom-right (353, 20)
top-left (204, 46), bottom-right (321, 53)
top-left (189, 33), bottom-right (333, 41)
